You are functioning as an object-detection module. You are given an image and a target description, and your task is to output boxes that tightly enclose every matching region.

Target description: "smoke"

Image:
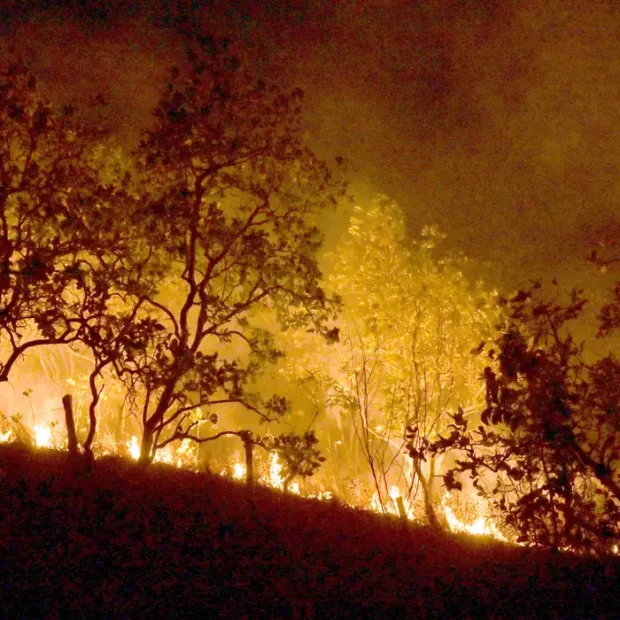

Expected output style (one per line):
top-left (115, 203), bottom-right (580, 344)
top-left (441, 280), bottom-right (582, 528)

top-left (2, 0), bottom-right (619, 289)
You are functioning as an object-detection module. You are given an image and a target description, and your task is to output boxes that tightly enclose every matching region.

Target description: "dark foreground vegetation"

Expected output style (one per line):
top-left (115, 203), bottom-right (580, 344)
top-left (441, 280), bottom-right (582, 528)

top-left (1, 444), bottom-right (619, 618)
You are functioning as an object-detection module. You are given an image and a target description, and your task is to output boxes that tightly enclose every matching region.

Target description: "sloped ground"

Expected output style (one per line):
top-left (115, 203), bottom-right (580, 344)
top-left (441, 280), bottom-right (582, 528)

top-left (0, 443), bottom-right (618, 618)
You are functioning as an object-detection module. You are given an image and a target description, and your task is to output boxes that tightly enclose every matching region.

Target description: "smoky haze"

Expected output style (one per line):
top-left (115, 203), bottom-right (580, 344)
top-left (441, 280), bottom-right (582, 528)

top-left (2, 0), bottom-right (619, 290)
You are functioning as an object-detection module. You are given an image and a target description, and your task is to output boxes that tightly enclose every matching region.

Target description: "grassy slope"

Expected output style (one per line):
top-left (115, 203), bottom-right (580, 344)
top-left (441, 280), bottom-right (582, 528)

top-left (0, 443), bottom-right (618, 618)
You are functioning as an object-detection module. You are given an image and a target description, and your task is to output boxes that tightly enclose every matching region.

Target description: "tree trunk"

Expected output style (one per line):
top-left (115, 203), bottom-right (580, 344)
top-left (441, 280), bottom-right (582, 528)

top-left (139, 426), bottom-right (155, 464)
top-left (396, 496), bottom-right (408, 520)
top-left (62, 394), bottom-right (78, 459)
top-left (139, 381), bottom-right (178, 465)
top-left (413, 458), bottom-right (441, 529)
top-left (83, 370), bottom-right (103, 470)
top-left (243, 438), bottom-right (254, 487)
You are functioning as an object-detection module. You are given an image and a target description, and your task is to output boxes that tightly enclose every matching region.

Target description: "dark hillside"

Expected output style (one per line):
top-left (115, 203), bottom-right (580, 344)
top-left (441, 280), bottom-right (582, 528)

top-left (1, 443), bottom-right (618, 618)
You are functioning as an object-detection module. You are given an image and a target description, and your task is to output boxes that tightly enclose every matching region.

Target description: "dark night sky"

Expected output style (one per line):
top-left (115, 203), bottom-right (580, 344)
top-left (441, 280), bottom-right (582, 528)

top-left (2, 0), bottom-right (620, 293)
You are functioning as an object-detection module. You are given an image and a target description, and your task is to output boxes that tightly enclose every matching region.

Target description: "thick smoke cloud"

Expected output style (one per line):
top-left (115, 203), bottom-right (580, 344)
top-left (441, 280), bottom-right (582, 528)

top-left (2, 0), bottom-right (619, 288)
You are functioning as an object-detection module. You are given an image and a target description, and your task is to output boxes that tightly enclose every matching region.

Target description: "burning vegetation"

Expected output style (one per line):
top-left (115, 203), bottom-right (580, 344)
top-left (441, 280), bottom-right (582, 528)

top-left (0, 32), bottom-right (619, 567)
top-left (2, 441), bottom-right (619, 617)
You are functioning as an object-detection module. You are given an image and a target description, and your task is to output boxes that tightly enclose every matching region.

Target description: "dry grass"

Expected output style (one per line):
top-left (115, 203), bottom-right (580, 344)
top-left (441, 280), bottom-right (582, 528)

top-left (1, 443), bottom-right (618, 618)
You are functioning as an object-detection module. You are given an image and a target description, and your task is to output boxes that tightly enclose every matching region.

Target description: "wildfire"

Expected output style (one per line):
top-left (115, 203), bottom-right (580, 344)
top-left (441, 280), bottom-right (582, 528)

top-left (34, 424), bottom-right (52, 448)
top-left (232, 461), bottom-right (246, 480)
top-left (127, 436), bottom-right (140, 460)
top-left (0, 421), bottom-right (522, 548)
top-left (174, 438), bottom-right (196, 468)
top-left (126, 436), bottom-right (196, 468)
top-left (267, 452), bottom-right (300, 494)
top-left (441, 493), bottom-right (508, 542)
top-left (369, 486), bottom-right (414, 520)
top-left (269, 452), bottom-right (283, 486)
top-left (0, 428), bottom-right (14, 443)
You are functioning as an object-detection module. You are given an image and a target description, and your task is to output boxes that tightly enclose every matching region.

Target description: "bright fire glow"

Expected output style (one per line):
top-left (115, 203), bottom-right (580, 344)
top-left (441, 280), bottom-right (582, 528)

top-left (368, 486), bottom-right (414, 520)
top-left (34, 424), bottom-right (52, 448)
top-left (154, 446), bottom-right (174, 465)
top-left (269, 452), bottom-right (283, 487)
top-left (0, 428), bottom-right (14, 443)
top-left (174, 438), bottom-right (195, 468)
top-left (0, 419), bottom-right (526, 548)
top-left (126, 436), bottom-right (196, 469)
top-left (127, 436), bottom-right (140, 460)
top-left (441, 493), bottom-right (508, 541)
top-left (267, 452), bottom-right (301, 494)
top-left (232, 461), bottom-right (246, 480)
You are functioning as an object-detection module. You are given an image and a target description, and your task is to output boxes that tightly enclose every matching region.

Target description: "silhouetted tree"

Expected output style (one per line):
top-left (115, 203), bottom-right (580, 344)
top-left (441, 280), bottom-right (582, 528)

top-left (587, 235), bottom-right (620, 336)
top-left (107, 37), bottom-right (345, 464)
top-left (410, 283), bottom-right (620, 554)
top-left (598, 282), bottom-right (620, 338)
top-left (170, 427), bottom-right (324, 490)
top-left (0, 62), bottom-right (104, 380)
top-left (0, 63), bottom-right (163, 460)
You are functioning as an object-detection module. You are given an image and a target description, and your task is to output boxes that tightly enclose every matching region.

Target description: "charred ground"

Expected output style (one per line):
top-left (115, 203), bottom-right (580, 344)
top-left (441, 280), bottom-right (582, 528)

top-left (0, 443), bottom-right (618, 618)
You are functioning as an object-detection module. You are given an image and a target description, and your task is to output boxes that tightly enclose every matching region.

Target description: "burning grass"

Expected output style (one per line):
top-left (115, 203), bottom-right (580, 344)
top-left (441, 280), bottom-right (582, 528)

top-left (1, 443), bottom-right (618, 618)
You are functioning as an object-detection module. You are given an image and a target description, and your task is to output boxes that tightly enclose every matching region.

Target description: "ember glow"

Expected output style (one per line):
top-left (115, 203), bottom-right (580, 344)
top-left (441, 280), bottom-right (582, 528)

top-left (0, 396), bottom-right (518, 546)
top-left (369, 486), bottom-right (415, 521)
top-left (267, 452), bottom-right (300, 494)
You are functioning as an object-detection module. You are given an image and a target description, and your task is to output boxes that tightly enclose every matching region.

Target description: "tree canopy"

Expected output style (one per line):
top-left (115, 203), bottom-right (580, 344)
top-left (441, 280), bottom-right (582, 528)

top-left (0, 62), bottom-right (107, 380)
top-left (310, 196), bottom-right (499, 521)
top-left (105, 38), bottom-right (346, 463)
top-left (0, 42), bottom-right (345, 476)
top-left (412, 283), bottom-right (620, 554)
top-left (1, 46), bottom-right (618, 555)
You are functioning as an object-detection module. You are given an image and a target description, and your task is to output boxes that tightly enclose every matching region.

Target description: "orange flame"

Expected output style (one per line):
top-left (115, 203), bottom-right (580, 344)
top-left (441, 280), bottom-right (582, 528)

top-left (233, 462), bottom-right (246, 479)
top-left (441, 493), bottom-right (508, 541)
top-left (0, 418), bottom-right (565, 550)
top-left (34, 424), bottom-right (52, 448)
top-left (0, 428), bottom-right (14, 443)
top-left (127, 436), bottom-right (140, 460)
